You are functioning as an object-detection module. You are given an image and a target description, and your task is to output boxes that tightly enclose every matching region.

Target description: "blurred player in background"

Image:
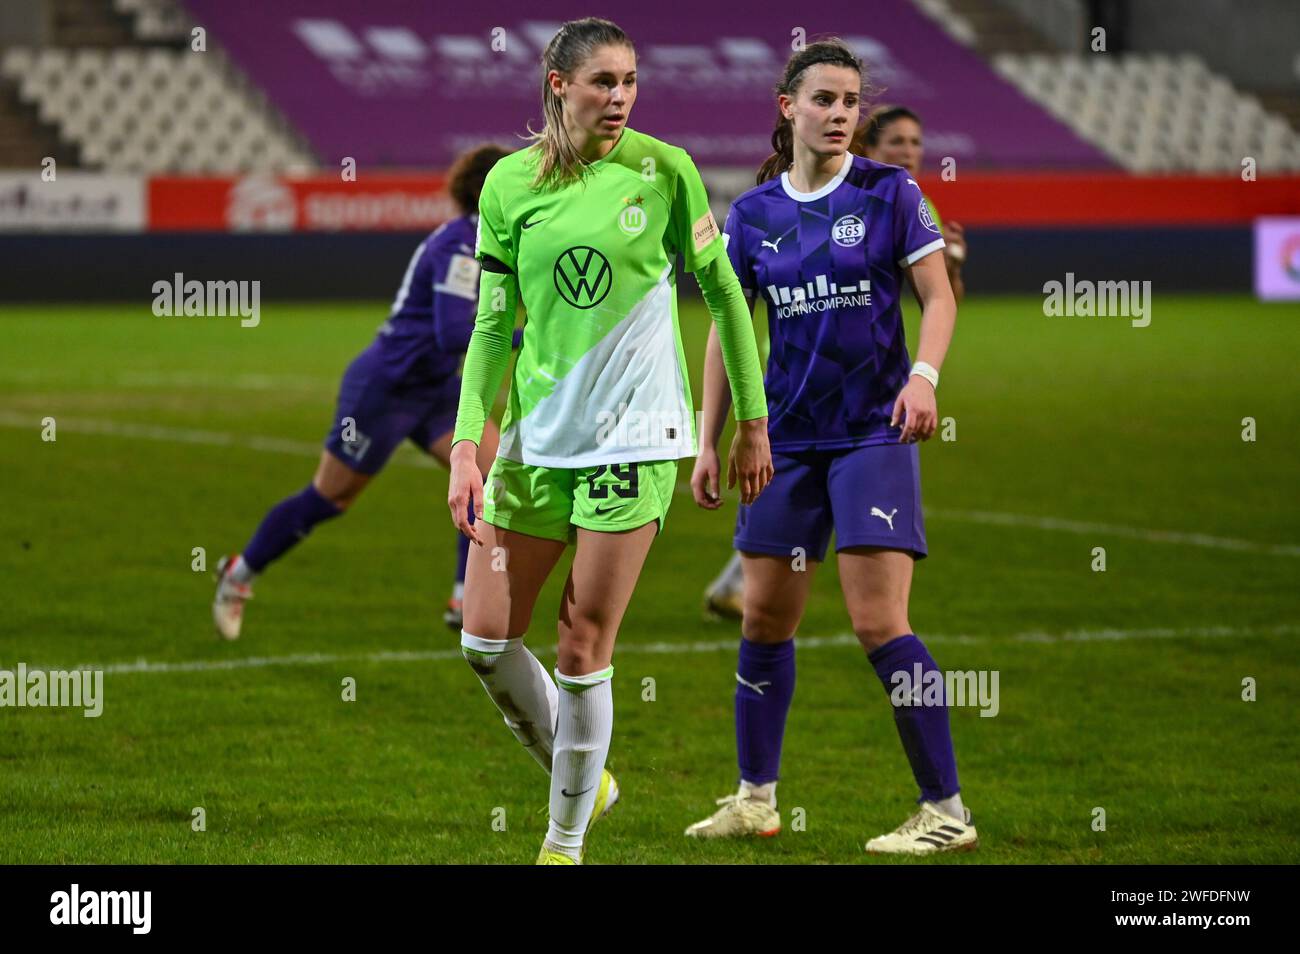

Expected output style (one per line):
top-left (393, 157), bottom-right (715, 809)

top-left (211, 145), bottom-right (509, 640)
top-left (855, 104), bottom-right (967, 301)
top-left (702, 103), bottom-right (967, 618)
top-left (685, 40), bottom-right (976, 854)
top-left (446, 17), bottom-right (770, 865)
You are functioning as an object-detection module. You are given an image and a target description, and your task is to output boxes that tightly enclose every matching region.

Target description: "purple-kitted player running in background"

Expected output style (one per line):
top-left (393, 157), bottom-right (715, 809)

top-left (212, 145), bottom-right (510, 640)
top-left (684, 40), bottom-right (974, 854)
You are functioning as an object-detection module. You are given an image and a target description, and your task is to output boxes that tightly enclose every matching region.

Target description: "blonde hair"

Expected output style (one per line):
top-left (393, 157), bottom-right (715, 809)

top-left (525, 18), bottom-right (634, 191)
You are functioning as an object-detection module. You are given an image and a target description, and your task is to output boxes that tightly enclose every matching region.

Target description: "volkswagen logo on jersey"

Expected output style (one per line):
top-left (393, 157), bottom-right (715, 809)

top-left (554, 246), bottom-right (613, 309)
top-left (832, 214), bottom-right (865, 247)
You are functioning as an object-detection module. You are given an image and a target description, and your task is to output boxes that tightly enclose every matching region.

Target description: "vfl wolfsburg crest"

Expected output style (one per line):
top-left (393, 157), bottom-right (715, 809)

top-left (554, 246), bottom-right (612, 309)
top-left (619, 193), bottom-right (647, 236)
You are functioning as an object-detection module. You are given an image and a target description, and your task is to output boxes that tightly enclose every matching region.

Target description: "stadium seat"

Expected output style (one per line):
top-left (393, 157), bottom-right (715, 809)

top-left (2, 44), bottom-right (316, 174)
top-left (993, 51), bottom-right (1300, 172)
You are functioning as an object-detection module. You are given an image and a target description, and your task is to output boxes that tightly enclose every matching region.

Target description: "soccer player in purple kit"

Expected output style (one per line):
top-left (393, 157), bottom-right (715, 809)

top-left (702, 103), bottom-right (967, 619)
top-left (211, 145), bottom-right (509, 640)
top-left (854, 104), bottom-right (968, 303)
top-left (684, 40), bottom-right (977, 854)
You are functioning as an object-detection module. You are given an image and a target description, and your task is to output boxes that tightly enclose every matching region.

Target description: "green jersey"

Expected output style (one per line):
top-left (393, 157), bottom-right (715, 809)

top-left (924, 196), bottom-right (943, 232)
top-left (455, 126), bottom-right (761, 468)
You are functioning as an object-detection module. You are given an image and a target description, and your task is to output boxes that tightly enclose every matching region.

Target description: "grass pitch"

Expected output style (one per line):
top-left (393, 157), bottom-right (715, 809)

top-left (1, 293), bottom-right (1297, 863)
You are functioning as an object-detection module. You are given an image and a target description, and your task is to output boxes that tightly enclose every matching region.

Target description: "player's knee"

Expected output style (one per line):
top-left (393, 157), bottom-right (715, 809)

top-left (313, 479), bottom-right (362, 511)
top-left (555, 629), bottom-right (605, 677)
top-left (555, 644), bottom-right (594, 677)
top-left (742, 602), bottom-right (799, 643)
top-left (460, 631), bottom-right (515, 675)
top-left (852, 617), bottom-right (910, 652)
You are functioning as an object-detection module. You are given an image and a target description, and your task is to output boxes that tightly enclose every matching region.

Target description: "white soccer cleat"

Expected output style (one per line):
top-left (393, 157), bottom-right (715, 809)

top-left (685, 790), bottom-right (780, 839)
top-left (702, 576), bottom-right (744, 621)
top-left (864, 802), bottom-right (978, 855)
top-left (212, 554), bottom-right (253, 641)
top-left (442, 596), bottom-right (463, 631)
top-left (703, 555), bottom-right (745, 621)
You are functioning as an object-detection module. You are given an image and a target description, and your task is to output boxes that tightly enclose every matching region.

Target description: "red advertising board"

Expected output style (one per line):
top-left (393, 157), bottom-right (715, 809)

top-left (149, 174), bottom-right (455, 231)
top-left (915, 173), bottom-right (1300, 227)
top-left (147, 172), bottom-right (1300, 232)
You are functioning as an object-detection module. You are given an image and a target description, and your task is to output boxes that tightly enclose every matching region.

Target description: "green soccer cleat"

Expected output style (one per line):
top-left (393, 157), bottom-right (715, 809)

top-left (587, 768), bottom-right (620, 837)
top-left (536, 846), bottom-right (578, 865)
top-left (536, 769), bottom-right (620, 865)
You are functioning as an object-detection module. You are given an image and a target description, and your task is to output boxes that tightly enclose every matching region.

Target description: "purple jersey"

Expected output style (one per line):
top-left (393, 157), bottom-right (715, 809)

top-left (723, 153), bottom-right (945, 450)
top-left (374, 214), bottom-right (481, 381)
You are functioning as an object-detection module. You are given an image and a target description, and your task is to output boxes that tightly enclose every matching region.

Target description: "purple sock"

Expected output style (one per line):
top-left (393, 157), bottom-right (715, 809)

top-left (735, 638), bottom-right (796, 785)
top-left (241, 484), bottom-right (343, 574)
top-left (868, 634), bottom-right (960, 803)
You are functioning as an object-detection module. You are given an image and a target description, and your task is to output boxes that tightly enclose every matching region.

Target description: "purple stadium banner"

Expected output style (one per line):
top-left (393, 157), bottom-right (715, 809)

top-left (183, 0), bottom-right (1112, 170)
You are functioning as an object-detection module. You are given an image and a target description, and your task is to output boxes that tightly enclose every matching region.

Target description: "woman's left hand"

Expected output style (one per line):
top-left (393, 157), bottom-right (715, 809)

top-left (891, 377), bottom-right (938, 443)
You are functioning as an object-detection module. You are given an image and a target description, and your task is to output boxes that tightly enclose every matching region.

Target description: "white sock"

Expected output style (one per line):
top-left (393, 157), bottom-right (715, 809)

top-left (546, 666), bottom-right (614, 854)
top-left (460, 631), bottom-right (558, 774)
top-left (739, 779), bottom-right (776, 807)
top-left (228, 554), bottom-right (254, 585)
top-left (933, 793), bottom-right (966, 823)
top-left (452, 581), bottom-right (465, 601)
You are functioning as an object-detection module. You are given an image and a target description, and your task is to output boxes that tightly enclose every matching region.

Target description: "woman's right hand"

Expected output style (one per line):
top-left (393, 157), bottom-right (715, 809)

top-left (727, 417), bottom-right (773, 506)
top-left (447, 440), bottom-right (485, 545)
top-left (691, 445), bottom-right (723, 509)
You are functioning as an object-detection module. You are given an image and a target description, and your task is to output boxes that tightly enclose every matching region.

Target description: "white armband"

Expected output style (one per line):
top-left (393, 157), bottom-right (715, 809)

top-left (910, 361), bottom-right (939, 390)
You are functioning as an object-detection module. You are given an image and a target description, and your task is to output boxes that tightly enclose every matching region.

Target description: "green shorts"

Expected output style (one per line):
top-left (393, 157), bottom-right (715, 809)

top-left (482, 457), bottom-right (678, 542)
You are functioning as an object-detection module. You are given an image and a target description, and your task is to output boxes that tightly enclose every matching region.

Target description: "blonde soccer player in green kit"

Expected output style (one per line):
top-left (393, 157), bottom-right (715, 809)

top-left (445, 17), bottom-right (773, 865)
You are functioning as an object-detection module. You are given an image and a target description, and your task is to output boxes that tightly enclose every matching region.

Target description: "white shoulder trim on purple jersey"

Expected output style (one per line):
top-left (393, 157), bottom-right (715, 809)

top-left (899, 237), bottom-right (946, 268)
top-left (779, 151), bottom-right (853, 203)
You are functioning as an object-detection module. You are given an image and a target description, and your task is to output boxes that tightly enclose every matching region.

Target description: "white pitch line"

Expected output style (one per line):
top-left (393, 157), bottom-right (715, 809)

top-left (0, 369), bottom-right (332, 391)
top-left (924, 507), bottom-right (1300, 558)
top-left (20, 622), bottom-right (1297, 677)
top-left (3, 412), bottom-right (1296, 554)
top-left (672, 482), bottom-right (1300, 558)
top-left (0, 411), bottom-right (436, 468)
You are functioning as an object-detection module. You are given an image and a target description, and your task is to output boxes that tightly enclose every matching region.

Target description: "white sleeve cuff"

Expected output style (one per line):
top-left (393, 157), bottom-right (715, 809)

top-left (898, 237), bottom-right (946, 268)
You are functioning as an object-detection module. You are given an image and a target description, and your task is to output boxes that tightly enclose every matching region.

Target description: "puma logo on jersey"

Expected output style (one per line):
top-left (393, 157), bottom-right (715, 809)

top-left (761, 237), bottom-right (784, 253)
top-left (871, 507), bottom-right (898, 530)
top-left (736, 673), bottom-right (772, 696)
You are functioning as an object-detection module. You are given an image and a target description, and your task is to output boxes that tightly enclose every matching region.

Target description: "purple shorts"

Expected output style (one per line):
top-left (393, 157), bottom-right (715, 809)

top-left (324, 342), bottom-right (461, 475)
top-left (734, 442), bottom-right (927, 562)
